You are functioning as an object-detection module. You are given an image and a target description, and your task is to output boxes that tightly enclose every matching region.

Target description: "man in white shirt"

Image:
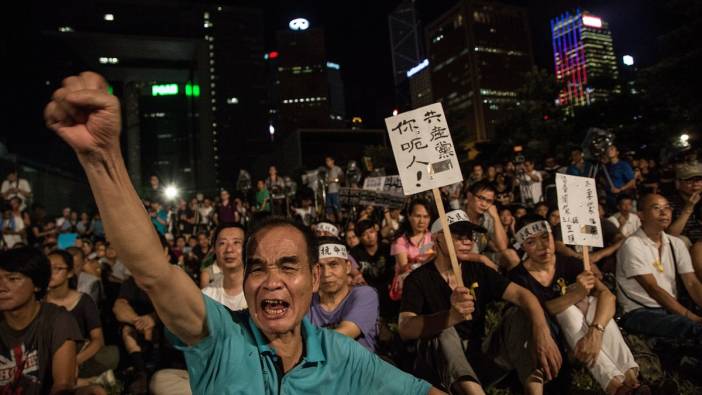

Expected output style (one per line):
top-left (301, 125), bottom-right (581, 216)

top-left (607, 194), bottom-right (641, 237)
top-left (517, 159), bottom-right (543, 206)
top-left (1, 169), bottom-right (32, 210)
top-left (616, 194), bottom-right (702, 342)
top-left (202, 223), bottom-right (247, 311)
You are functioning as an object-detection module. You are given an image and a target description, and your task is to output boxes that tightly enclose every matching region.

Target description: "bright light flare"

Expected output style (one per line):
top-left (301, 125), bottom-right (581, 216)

top-left (164, 185), bottom-right (179, 200)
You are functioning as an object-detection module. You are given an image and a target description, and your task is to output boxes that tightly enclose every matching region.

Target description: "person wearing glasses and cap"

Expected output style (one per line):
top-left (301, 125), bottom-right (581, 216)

top-left (508, 215), bottom-right (647, 395)
top-left (308, 237), bottom-right (379, 352)
top-left (399, 210), bottom-right (562, 395)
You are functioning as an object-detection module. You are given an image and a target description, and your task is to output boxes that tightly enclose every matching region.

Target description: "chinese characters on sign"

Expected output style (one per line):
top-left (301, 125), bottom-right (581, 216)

top-left (385, 103), bottom-right (463, 195)
top-left (555, 174), bottom-right (603, 248)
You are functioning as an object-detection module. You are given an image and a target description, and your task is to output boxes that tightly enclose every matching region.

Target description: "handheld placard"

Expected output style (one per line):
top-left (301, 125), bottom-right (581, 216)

top-left (385, 103), bottom-right (465, 286)
top-left (432, 188), bottom-right (464, 287)
top-left (555, 174), bottom-right (603, 273)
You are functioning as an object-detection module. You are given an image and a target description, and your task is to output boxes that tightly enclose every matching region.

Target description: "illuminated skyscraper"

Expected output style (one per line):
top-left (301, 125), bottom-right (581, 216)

top-left (551, 10), bottom-right (620, 111)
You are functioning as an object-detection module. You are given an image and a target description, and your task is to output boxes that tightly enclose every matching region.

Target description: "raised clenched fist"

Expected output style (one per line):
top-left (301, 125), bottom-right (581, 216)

top-left (44, 71), bottom-right (121, 157)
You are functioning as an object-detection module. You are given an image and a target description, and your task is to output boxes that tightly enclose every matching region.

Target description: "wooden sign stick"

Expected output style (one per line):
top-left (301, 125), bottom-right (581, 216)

top-left (432, 187), bottom-right (464, 288)
top-left (581, 244), bottom-right (591, 272)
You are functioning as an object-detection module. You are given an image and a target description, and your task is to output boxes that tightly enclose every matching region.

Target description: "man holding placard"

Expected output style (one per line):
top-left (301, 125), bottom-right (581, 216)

top-left (399, 212), bottom-right (562, 395)
top-left (386, 106), bottom-right (560, 395)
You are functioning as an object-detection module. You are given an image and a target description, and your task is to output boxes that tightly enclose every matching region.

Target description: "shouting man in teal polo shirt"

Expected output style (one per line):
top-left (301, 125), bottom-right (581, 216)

top-left (45, 71), bottom-right (441, 394)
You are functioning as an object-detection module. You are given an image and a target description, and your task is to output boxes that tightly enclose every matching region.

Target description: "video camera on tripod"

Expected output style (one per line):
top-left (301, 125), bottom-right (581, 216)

top-left (581, 128), bottom-right (615, 190)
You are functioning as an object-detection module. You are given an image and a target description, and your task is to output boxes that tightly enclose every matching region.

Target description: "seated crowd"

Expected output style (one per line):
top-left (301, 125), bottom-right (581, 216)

top-left (2, 152), bottom-right (702, 394)
top-left (3, 72), bottom-right (702, 394)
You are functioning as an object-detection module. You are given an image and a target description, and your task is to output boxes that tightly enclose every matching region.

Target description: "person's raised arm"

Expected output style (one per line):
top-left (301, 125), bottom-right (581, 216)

top-left (667, 192), bottom-right (700, 237)
top-left (45, 72), bottom-right (205, 345)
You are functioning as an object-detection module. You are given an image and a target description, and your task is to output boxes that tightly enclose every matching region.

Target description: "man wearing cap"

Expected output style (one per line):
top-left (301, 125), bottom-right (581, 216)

top-left (350, 219), bottom-right (397, 319)
top-left (399, 210), bottom-right (562, 395)
top-left (667, 161), bottom-right (702, 244)
top-left (308, 237), bottom-right (379, 352)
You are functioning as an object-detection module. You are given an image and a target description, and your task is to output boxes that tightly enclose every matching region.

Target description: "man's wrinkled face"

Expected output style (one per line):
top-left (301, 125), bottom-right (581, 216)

top-left (244, 226), bottom-right (319, 337)
top-left (215, 227), bottom-right (245, 270)
top-left (318, 257), bottom-right (349, 295)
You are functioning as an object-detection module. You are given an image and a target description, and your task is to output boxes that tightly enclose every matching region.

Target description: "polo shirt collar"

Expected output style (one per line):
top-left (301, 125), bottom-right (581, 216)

top-left (247, 315), bottom-right (326, 364)
top-left (636, 228), bottom-right (671, 247)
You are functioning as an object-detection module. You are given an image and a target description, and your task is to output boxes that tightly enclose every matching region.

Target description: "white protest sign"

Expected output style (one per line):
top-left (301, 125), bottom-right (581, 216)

top-left (362, 175), bottom-right (404, 195)
top-left (555, 174), bottom-right (603, 248)
top-left (384, 103), bottom-right (463, 195)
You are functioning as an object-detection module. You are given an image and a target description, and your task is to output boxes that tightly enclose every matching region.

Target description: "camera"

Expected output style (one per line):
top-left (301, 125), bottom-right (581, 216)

top-left (582, 128), bottom-right (614, 159)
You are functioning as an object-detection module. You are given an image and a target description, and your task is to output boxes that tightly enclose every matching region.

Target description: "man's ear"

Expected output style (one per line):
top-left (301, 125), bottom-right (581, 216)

top-left (311, 263), bottom-right (321, 293)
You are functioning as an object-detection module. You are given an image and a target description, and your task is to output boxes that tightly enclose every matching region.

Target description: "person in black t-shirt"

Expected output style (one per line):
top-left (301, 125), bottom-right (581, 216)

top-left (508, 215), bottom-right (648, 395)
top-left (349, 219), bottom-right (396, 320)
top-left (0, 247), bottom-right (106, 395)
top-left (46, 250), bottom-right (118, 383)
top-left (399, 210), bottom-right (561, 395)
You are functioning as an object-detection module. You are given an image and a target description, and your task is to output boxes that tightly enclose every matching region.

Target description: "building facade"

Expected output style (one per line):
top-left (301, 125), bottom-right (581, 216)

top-left (425, 0), bottom-right (534, 143)
top-left (551, 10), bottom-right (620, 112)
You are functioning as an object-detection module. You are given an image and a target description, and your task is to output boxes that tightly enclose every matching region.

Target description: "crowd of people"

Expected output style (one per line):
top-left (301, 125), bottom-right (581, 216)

top-left (1, 71), bottom-right (701, 395)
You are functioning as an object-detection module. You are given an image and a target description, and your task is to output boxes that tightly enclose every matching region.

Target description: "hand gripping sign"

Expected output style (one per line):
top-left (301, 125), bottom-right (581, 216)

top-left (555, 174), bottom-right (604, 271)
top-left (385, 103), bottom-right (466, 287)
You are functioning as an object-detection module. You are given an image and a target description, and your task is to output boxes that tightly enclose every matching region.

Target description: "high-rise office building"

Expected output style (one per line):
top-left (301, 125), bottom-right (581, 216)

top-left (275, 20), bottom-right (345, 138)
top-left (39, 1), bottom-right (267, 193)
top-left (406, 59), bottom-right (433, 109)
top-left (388, 0), bottom-right (424, 110)
top-left (425, 1), bottom-right (534, 143)
top-left (551, 10), bottom-right (620, 111)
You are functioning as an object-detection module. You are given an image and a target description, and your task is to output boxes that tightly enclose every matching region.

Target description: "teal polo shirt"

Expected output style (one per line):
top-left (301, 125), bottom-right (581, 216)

top-left (169, 295), bottom-right (431, 394)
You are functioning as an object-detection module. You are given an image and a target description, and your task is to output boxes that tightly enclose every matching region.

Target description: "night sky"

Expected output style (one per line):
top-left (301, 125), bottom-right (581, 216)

top-left (2, 0), bottom-right (665, 170)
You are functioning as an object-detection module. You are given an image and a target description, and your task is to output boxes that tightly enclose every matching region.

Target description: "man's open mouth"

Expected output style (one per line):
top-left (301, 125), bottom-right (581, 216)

top-left (260, 299), bottom-right (290, 318)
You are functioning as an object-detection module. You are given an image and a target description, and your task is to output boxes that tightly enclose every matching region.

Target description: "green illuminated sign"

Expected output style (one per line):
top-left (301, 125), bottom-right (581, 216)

top-left (152, 84), bottom-right (179, 96)
top-left (185, 83), bottom-right (200, 97)
top-left (150, 83), bottom-right (200, 97)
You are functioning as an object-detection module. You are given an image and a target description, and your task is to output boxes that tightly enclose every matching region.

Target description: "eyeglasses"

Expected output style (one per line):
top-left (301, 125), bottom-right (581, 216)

top-left (474, 195), bottom-right (495, 205)
top-left (646, 205), bottom-right (673, 213)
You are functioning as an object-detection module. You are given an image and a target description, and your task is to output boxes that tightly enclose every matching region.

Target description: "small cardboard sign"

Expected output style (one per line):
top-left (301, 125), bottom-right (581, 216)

top-left (362, 175), bottom-right (404, 195)
top-left (385, 103), bottom-right (463, 195)
top-left (555, 174), bottom-right (603, 248)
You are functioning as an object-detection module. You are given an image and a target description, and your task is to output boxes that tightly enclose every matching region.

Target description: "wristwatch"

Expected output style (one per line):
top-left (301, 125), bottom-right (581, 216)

top-left (589, 323), bottom-right (605, 332)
